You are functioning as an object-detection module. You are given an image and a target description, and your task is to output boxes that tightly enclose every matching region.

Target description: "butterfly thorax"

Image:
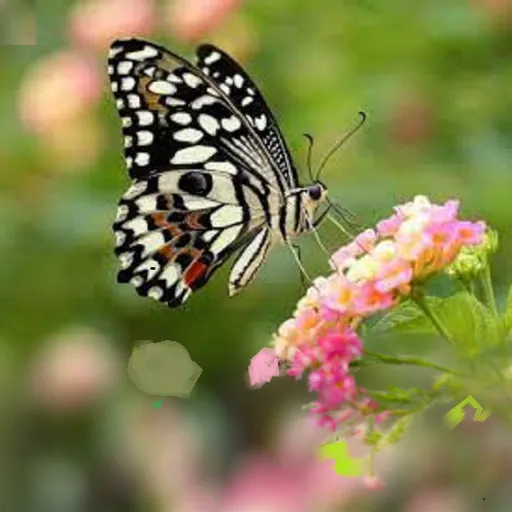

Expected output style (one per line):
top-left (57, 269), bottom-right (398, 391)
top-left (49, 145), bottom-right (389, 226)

top-left (279, 182), bottom-right (328, 240)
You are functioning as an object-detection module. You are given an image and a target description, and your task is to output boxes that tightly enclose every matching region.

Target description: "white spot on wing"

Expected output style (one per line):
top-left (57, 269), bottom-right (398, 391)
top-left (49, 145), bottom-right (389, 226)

top-left (221, 116), bottom-right (241, 132)
top-left (170, 146), bottom-right (217, 164)
top-left (118, 61), bottom-right (133, 75)
top-left (128, 94), bottom-right (141, 108)
top-left (183, 72), bottom-right (202, 88)
top-left (165, 97), bottom-right (185, 106)
top-left (198, 114), bottom-right (219, 135)
top-left (233, 74), bottom-right (244, 88)
top-left (137, 131), bottom-right (154, 146)
top-left (126, 46), bottom-right (159, 61)
top-left (148, 80), bottom-right (176, 95)
top-left (241, 96), bottom-right (253, 106)
top-left (135, 194), bottom-right (157, 212)
top-left (182, 197), bottom-right (219, 210)
top-left (130, 276), bottom-right (143, 287)
top-left (148, 287), bottom-right (163, 300)
top-left (119, 252), bottom-right (134, 269)
top-left (204, 51), bottom-right (221, 65)
top-left (135, 152), bottom-right (150, 166)
top-left (139, 231), bottom-right (166, 258)
top-left (255, 114), bottom-right (267, 131)
top-left (210, 206), bottom-right (244, 227)
top-left (136, 111), bottom-right (154, 126)
top-left (202, 230), bottom-right (217, 242)
top-left (161, 264), bottom-right (180, 286)
top-left (171, 112), bottom-right (192, 125)
top-left (121, 77), bottom-right (136, 91)
top-left (204, 161), bottom-right (237, 175)
top-left (123, 217), bottom-right (147, 236)
top-left (191, 95), bottom-right (217, 110)
top-left (209, 225), bottom-right (242, 254)
top-left (174, 128), bottom-right (204, 143)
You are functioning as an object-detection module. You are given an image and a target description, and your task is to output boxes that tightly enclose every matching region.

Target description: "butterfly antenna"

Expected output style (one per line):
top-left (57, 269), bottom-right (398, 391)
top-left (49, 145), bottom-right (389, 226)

top-left (315, 111), bottom-right (367, 181)
top-left (302, 133), bottom-right (315, 183)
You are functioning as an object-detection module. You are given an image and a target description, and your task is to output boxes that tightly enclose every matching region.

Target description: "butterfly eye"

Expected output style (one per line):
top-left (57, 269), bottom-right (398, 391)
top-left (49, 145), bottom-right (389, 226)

top-left (308, 184), bottom-right (322, 201)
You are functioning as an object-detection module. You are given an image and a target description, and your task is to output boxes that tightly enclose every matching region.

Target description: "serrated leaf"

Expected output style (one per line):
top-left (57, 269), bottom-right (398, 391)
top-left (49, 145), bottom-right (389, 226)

top-left (370, 300), bottom-right (434, 335)
top-left (433, 292), bottom-right (501, 354)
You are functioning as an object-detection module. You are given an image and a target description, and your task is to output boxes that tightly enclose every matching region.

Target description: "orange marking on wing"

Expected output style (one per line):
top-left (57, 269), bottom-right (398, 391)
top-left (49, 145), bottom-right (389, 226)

top-left (186, 212), bottom-right (205, 230)
top-left (183, 260), bottom-right (208, 287)
top-left (152, 213), bottom-right (181, 238)
top-left (158, 245), bottom-right (176, 260)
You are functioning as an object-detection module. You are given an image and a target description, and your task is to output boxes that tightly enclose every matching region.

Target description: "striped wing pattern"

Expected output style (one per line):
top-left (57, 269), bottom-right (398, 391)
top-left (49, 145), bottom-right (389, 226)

top-left (108, 39), bottom-right (292, 307)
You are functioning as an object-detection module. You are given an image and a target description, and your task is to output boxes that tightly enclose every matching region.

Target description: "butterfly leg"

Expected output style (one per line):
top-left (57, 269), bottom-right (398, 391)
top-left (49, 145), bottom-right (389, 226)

top-left (292, 243), bottom-right (307, 293)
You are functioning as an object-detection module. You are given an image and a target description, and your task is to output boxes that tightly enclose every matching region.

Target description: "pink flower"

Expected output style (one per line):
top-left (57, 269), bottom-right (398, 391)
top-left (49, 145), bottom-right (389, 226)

top-left (270, 195), bottom-right (486, 435)
top-left (165, 0), bottom-right (243, 42)
top-left (18, 51), bottom-right (101, 135)
top-left (68, 0), bottom-right (155, 52)
top-left (363, 475), bottom-right (385, 490)
top-left (248, 347), bottom-right (280, 387)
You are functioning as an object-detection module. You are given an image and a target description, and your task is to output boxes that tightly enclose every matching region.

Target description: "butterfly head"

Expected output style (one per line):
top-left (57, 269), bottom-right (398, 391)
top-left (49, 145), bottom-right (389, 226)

top-left (303, 181), bottom-right (328, 224)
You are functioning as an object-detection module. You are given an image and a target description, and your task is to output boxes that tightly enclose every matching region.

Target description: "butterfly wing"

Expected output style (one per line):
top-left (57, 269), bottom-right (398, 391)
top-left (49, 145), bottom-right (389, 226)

top-left (108, 39), bottom-right (290, 306)
top-left (196, 44), bottom-right (299, 189)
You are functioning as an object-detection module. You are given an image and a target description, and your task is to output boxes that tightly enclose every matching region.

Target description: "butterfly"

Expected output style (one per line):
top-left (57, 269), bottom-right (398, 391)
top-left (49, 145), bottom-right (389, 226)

top-left (108, 39), bottom-right (332, 308)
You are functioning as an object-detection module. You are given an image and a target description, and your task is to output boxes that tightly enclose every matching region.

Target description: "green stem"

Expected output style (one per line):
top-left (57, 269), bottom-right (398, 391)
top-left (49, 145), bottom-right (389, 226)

top-left (481, 263), bottom-right (499, 322)
top-left (363, 349), bottom-right (465, 376)
top-left (411, 293), bottom-right (456, 347)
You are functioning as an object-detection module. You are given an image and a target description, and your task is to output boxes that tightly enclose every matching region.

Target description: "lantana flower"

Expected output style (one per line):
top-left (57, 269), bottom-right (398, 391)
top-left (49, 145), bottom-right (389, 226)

top-left (271, 195), bottom-right (486, 433)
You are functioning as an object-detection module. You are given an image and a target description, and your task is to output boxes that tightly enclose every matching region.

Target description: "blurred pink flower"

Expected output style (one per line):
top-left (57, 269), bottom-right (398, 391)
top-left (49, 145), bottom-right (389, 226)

top-left (18, 51), bottom-right (102, 135)
top-left (69, 0), bottom-right (156, 52)
top-left (38, 116), bottom-right (104, 172)
top-left (363, 475), bottom-right (385, 490)
top-left (28, 327), bottom-right (120, 412)
top-left (166, 0), bottom-right (243, 42)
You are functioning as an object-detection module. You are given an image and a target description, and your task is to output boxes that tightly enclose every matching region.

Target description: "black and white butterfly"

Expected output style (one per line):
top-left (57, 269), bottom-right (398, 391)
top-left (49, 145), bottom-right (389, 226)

top-left (108, 39), bottom-right (333, 308)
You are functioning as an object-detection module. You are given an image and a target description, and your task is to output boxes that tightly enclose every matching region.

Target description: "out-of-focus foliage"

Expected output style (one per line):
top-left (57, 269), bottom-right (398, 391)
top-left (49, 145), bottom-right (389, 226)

top-left (1, 0), bottom-right (511, 510)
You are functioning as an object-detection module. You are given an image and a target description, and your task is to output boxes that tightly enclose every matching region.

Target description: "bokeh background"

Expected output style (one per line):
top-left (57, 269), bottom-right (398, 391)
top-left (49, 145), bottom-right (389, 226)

top-left (1, 0), bottom-right (512, 510)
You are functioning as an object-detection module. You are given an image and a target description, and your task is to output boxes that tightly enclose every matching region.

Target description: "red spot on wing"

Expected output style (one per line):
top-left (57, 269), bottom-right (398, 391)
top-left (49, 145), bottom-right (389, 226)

top-left (183, 260), bottom-right (209, 287)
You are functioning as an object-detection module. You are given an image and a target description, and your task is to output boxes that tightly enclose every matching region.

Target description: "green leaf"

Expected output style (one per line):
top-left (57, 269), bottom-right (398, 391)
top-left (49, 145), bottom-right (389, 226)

top-left (370, 300), bottom-right (434, 335)
top-left (371, 293), bottom-right (501, 356)
top-left (435, 292), bottom-right (502, 354)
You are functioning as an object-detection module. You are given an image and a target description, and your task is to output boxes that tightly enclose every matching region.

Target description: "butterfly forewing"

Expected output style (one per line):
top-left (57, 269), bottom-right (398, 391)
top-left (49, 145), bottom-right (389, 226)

top-left (108, 38), bottom-right (296, 307)
top-left (196, 44), bottom-right (299, 189)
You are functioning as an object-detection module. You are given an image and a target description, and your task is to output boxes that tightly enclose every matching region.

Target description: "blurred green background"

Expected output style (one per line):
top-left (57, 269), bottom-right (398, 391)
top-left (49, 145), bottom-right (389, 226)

top-left (1, 0), bottom-right (512, 510)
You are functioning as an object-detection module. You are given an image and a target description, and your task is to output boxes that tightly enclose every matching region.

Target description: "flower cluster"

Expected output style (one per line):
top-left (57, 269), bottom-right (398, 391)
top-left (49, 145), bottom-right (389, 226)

top-left (273, 196), bottom-right (486, 431)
